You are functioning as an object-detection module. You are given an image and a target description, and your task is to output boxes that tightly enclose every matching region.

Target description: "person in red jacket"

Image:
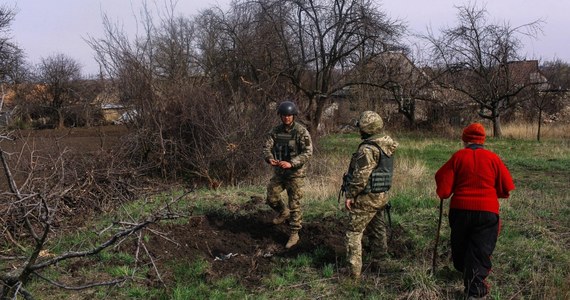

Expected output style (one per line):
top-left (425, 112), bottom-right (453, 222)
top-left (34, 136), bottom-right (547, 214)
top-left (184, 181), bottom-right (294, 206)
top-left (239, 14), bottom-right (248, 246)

top-left (435, 123), bottom-right (515, 300)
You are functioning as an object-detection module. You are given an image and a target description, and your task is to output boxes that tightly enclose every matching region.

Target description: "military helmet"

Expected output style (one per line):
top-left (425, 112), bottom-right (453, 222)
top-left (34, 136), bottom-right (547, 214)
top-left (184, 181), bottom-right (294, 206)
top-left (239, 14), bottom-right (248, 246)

top-left (277, 101), bottom-right (299, 115)
top-left (357, 111), bottom-right (384, 134)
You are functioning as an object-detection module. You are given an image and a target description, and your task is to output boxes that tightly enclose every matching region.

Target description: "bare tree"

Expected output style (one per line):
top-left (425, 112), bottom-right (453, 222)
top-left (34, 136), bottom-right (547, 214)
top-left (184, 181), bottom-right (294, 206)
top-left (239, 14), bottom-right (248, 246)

top-left (87, 2), bottom-right (271, 183)
top-left (192, 2), bottom-right (291, 109)
top-left (0, 4), bottom-right (28, 114)
top-left (532, 90), bottom-right (559, 141)
top-left (0, 4), bottom-right (20, 80)
top-left (218, 0), bottom-right (404, 134)
top-left (424, 3), bottom-right (543, 137)
top-left (541, 59), bottom-right (570, 91)
top-left (36, 53), bottom-right (83, 129)
top-left (349, 51), bottom-right (435, 126)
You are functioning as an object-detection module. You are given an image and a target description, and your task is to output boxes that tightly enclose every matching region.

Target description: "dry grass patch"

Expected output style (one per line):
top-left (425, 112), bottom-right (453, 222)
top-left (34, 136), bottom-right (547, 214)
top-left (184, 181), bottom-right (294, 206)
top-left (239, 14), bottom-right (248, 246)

top-left (501, 122), bottom-right (570, 140)
top-left (305, 153), bottom-right (346, 202)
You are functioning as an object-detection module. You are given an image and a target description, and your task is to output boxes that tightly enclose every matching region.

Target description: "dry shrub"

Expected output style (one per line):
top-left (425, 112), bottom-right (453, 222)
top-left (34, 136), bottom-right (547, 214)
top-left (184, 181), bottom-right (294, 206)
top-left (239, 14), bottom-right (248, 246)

top-left (0, 134), bottom-right (151, 239)
top-left (1, 129), bottom-right (184, 298)
top-left (122, 83), bottom-right (274, 187)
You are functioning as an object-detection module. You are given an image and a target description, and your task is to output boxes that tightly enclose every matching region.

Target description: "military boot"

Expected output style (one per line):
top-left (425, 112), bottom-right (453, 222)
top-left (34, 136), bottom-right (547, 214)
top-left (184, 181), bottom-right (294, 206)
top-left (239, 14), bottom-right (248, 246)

top-left (285, 233), bottom-right (299, 248)
top-left (272, 209), bottom-right (290, 225)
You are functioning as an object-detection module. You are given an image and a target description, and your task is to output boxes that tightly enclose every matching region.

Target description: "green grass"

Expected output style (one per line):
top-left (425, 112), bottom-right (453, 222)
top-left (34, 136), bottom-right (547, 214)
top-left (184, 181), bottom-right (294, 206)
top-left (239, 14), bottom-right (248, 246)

top-left (24, 131), bottom-right (570, 299)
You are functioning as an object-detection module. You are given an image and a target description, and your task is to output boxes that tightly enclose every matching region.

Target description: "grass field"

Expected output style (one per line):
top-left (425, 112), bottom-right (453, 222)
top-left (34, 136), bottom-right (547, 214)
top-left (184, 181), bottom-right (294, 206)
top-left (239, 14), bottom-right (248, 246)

top-left (23, 125), bottom-right (570, 299)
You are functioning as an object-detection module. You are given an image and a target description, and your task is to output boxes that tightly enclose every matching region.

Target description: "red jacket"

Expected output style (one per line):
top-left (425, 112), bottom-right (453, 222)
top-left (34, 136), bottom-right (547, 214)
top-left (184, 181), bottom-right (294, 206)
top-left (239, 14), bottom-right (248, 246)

top-left (435, 145), bottom-right (515, 214)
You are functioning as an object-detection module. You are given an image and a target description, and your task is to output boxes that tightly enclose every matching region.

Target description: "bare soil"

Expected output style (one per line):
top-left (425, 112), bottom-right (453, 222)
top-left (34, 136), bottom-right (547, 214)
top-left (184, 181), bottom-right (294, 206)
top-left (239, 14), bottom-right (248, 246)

top-left (1, 125), bottom-right (129, 154)
top-left (145, 206), bottom-right (344, 287)
top-left (141, 196), bottom-right (413, 290)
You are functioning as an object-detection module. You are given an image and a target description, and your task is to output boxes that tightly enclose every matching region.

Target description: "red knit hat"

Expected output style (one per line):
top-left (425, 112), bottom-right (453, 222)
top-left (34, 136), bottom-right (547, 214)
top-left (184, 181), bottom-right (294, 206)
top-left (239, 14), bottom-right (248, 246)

top-left (462, 123), bottom-right (486, 144)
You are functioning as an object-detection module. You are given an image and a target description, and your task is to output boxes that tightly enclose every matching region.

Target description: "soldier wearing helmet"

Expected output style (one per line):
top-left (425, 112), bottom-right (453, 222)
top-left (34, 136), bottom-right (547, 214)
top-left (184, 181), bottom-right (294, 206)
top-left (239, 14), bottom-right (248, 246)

top-left (262, 101), bottom-right (313, 249)
top-left (343, 111), bottom-right (399, 279)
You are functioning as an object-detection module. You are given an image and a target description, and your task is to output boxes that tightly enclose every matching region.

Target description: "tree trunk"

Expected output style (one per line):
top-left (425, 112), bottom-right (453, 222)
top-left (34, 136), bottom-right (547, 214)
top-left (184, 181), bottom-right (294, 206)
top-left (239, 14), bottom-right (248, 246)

top-left (57, 108), bottom-right (65, 129)
top-left (492, 114), bottom-right (503, 137)
top-left (537, 108), bottom-right (542, 142)
top-left (0, 84), bottom-right (5, 112)
top-left (307, 96), bottom-right (325, 136)
top-left (84, 104), bottom-right (91, 128)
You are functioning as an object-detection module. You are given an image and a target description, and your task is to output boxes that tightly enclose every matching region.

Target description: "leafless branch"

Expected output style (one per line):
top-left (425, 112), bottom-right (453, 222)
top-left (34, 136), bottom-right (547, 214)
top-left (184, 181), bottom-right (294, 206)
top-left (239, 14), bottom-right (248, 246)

top-left (140, 237), bottom-right (165, 286)
top-left (33, 272), bottom-right (127, 291)
top-left (31, 190), bottom-right (190, 271)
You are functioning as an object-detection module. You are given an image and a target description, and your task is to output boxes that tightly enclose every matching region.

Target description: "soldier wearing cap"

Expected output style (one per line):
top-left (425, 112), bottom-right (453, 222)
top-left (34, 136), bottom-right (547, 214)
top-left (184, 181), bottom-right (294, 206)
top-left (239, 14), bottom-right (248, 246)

top-left (263, 101), bottom-right (313, 248)
top-left (343, 111), bottom-right (399, 279)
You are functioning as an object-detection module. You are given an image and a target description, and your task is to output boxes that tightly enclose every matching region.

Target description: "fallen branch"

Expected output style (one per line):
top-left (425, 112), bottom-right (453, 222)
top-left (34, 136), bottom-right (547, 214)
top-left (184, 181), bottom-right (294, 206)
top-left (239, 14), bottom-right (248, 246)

top-left (141, 238), bottom-right (165, 287)
top-left (31, 190), bottom-right (192, 270)
top-left (33, 271), bottom-right (127, 290)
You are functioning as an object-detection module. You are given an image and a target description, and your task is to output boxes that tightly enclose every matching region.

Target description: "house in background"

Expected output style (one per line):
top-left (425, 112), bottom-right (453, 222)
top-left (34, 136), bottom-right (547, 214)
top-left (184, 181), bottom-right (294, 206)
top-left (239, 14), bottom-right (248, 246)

top-left (100, 103), bottom-right (127, 123)
top-left (92, 89), bottom-right (134, 124)
top-left (506, 60), bottom-right (549, 90)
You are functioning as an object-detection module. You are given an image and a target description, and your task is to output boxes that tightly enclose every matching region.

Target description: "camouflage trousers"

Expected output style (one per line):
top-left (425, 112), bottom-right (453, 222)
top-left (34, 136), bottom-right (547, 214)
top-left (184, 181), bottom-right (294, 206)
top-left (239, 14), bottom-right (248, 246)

top-left (345, 205), bottom-right (388, 276)
top-left (266, 175), bottom-right (304, 233)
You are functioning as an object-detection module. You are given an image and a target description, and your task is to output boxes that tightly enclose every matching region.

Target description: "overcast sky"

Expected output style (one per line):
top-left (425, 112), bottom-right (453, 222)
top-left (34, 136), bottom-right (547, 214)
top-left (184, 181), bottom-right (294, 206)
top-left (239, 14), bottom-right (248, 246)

top-left (8, 0), bottom-right (569, 76)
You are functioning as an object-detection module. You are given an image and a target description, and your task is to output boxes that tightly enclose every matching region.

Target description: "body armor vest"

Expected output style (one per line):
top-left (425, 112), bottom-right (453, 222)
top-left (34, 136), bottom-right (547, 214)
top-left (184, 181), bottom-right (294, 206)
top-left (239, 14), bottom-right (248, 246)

top-left (345, 141), bottom-right (394, 194)
top-left (272, 127), bottom-right (299, 162)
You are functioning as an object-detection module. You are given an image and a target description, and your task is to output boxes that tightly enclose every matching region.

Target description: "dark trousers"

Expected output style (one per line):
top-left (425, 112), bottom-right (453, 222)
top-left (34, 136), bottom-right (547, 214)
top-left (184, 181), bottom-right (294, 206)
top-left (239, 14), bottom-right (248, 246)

top-left (449, 209), bottom-right (500, 297)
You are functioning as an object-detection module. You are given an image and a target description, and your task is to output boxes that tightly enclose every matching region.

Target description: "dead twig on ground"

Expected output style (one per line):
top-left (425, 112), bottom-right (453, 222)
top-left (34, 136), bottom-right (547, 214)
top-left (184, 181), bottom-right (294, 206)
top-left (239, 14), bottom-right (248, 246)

top-left (33, 271), bottom-right (127, 290)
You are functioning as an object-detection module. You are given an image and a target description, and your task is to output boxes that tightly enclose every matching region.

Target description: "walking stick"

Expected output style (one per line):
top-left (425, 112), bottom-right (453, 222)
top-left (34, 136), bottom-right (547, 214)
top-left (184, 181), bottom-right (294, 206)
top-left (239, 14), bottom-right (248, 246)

top-left (431, 198), bottom-right (444, 274)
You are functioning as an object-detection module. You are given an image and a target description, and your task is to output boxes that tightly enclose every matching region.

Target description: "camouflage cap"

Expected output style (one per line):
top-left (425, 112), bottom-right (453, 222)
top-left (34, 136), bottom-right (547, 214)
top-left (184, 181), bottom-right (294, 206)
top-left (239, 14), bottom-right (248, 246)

top-left (357, 111), bottom-right (383, 134)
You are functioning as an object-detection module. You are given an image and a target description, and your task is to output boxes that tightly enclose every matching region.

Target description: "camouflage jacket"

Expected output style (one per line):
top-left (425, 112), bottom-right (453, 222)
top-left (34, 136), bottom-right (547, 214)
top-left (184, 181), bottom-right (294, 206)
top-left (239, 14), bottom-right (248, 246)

top-left (345, 135), bottom-right (398, 210)
top-left (263, 121), bottom-right (313, 177)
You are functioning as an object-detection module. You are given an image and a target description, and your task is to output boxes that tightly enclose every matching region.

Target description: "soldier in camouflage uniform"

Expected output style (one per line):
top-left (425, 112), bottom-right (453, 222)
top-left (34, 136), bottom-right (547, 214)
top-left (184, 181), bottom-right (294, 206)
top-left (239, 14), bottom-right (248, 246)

top-left (263, 101), bottom-right (313, 249)
top-left (344, 111), bottom-right (399, 279)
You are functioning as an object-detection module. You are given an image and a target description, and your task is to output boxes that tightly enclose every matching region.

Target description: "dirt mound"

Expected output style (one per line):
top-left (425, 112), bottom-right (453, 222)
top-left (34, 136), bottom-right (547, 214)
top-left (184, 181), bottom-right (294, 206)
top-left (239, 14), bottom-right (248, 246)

top-left (146, 209), bottom-right (345, 287)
